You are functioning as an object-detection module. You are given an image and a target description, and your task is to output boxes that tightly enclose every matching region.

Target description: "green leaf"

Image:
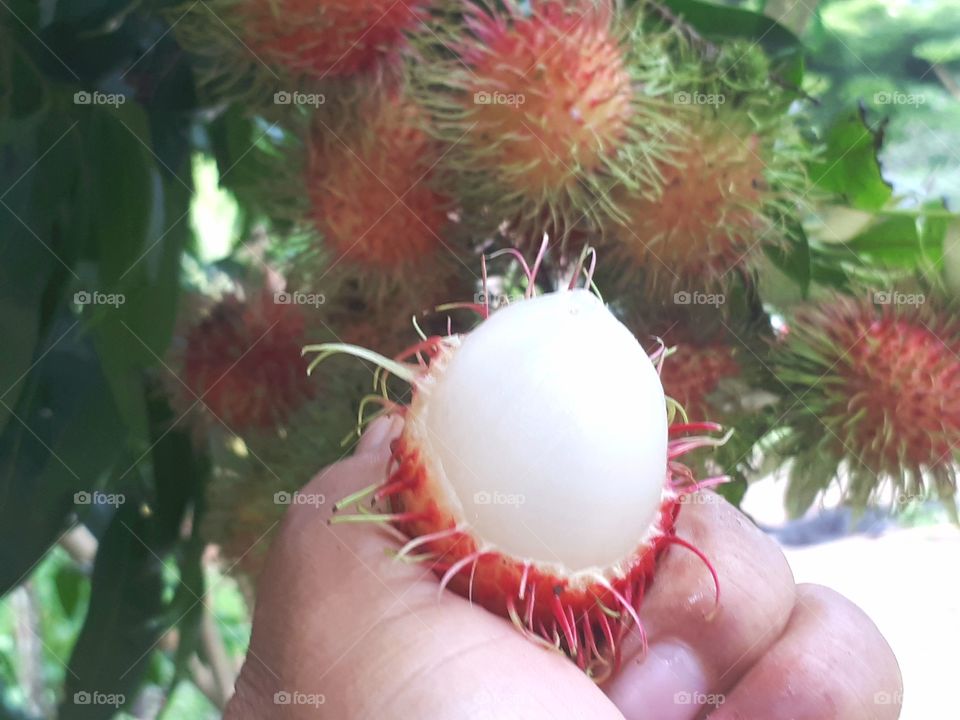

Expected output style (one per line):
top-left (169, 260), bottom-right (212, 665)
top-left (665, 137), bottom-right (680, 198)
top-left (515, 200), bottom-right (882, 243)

top-left (913, 37), bottom-right (960, 66)
top-left (0, 195), bottom-right (50, 434)
top-left (846, 215), bottom-right (921, 267)
top-left (54, 563), bottom-right (88, 618)
top-left (59, 501), bottom-right (165, 720)
top-left (82, 106), bottom-right (191, 442)
top-left (88, 108), bottom-right (155, 287)
top-left (151, 395), bottom-right (210, 684)
top-left (60, 397), bottom-right (208, 719)
top-left (765, 228), bottom-right (811, 295)
top-left (786, 460), bottom-right (823, 519)
top-left (809, 109), bottom-right (892, 211)
top-left (918, 200), bottom-right (951, 268)
top-left (0, 317), bottom-right (125, 596)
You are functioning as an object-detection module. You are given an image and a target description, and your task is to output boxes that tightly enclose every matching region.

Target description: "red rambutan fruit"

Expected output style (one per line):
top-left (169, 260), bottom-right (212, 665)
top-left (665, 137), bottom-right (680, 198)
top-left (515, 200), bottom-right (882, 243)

top-left (240, 0), bottom-right (431, 78)
top-left (411, 0), bottom-right (674, 232)
top-left (174, 289), bottom-right (316, 432)
top-left (306, 248), bottom-right (726, 679)
top-left (775, 293), bottom-right (960, 514)
top-left (660, 340), bottom-right (742, 423)
top-left (463, 0), bottom-right (630, 192)
top-left (306, 93), bottom-right (452, 277)
top-left (610, 111), bottom-right (770, 286)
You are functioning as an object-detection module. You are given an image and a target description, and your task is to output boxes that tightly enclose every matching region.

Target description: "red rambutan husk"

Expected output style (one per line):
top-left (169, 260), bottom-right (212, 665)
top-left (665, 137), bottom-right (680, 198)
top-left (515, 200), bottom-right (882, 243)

top-left (174, 289), bottom-right (317, 432)
top-left (240, 0), bottom-right (432, 78)
top-left (777, 293), bottom-right (960, 513)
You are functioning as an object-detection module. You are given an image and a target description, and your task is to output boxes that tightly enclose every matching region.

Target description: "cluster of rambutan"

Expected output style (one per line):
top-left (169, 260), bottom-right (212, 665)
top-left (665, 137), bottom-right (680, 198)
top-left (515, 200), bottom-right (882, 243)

top-left (167, 1), bottom-right (958, 629)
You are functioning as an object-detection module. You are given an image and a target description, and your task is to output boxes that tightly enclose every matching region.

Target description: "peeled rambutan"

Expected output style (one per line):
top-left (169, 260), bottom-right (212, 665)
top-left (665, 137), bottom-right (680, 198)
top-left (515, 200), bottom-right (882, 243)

top-left (174, 289), bottom-right (316, 432)
top-left (306, 250), bottom-right (726, 680)
top-left (775, 293), bottom-right (960, 514)
top-left (411, 0), bottom-right (672, 232)
top-left (306, 93), bottom-right (452, 278)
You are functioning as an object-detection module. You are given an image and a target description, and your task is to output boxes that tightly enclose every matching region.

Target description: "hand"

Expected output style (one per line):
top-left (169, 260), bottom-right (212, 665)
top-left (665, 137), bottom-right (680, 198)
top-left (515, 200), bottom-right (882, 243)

top-left (226, 418), bottom-right (902, 719)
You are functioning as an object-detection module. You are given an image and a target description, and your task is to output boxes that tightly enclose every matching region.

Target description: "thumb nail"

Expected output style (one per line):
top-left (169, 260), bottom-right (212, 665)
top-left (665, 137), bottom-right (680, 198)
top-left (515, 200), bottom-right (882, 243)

top-left (605, 641), bottom-right (714, 720)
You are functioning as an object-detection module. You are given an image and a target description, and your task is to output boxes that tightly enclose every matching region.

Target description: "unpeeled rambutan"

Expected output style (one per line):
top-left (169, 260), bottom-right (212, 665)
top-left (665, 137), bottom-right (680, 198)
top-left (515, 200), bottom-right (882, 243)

top-left (603, 38), bottom-right (811, 292)
top-left (411, 0), bottom-right (676, 233)
top-left (175, 0), bottom-right (431, 93)
top-left (659, 339), bottom-right (742, 423)
top-left (774, 293), bottom-right (960, 514)
top-left (305, 93), bottom-right (453, 282)
top-left (611, 112), bottom-right (769, 283)
top-left (173, 289), bottom-right (316, 432)
top-left (239, 0), bottom-right (430, 78)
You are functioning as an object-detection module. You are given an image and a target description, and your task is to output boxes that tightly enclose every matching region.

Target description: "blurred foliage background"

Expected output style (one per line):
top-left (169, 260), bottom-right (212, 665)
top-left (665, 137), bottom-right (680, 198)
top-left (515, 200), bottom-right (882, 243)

top-left (0, 0), bottom-right (958, 717)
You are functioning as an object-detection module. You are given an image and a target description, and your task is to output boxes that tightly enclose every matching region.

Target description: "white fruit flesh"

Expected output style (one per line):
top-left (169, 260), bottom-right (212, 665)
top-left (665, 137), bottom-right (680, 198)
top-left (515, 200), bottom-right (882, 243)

top-left (413, 289), bottom-right (668, 573)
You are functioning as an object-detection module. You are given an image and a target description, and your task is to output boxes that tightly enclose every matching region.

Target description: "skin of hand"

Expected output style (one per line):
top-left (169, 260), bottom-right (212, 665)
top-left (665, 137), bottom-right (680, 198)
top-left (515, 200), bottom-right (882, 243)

top-left (226, 417), bottom-right (903, 720)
